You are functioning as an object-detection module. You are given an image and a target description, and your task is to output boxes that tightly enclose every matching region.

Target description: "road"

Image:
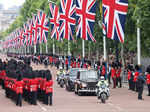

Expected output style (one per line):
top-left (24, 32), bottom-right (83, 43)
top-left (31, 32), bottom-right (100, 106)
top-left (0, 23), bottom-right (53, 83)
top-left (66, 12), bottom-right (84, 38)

top-left (0, 56), bottom-right (150, 112)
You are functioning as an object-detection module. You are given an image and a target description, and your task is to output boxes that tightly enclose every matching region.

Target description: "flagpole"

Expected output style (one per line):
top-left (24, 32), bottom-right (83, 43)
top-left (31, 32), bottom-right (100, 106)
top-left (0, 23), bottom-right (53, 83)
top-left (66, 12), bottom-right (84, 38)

top-left (82, 39), bottom-right (85, 58)
top-left (40, 44), bottom-right (42, 54)
top-left (68, 40), bottom-right (71, 56)
top-left (34, 44), bottom-right (36, 54)
top-left (46, 42), bottom-right (48, 54)
top-left (27, 45), bottom-right (29, 54)
top-left (137, 19), bottom-right (141, 65)
top-left (53, 38), bottom-right (55, 55)
top-left (103, 35), bottom-right (107, 61)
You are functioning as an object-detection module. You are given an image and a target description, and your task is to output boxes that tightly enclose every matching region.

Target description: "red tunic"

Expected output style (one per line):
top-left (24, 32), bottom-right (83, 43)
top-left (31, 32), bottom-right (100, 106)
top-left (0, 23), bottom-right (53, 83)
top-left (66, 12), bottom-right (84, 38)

top-left (15, 81), bottom-right (24, 94)
top-left (71, 61), bottom-right (74, 68)
top-left (116, 68), bottom-right (121, 78)
top-left (127, 71), bottom-right (131, 80)
top-left (78, 62), bottom-right (80, 68)
top-left (0, 70), bottom-right (6, 80)
top-left (49, 56), bottom-right (53, 63)
top-left (101, 66), bottom-right (106, 76)
top-left (84, 63), bottom-right (87, 68)
top-left (43, 80), bottom-right (53, 94)
top-left (146, 74), bottom-right (150, 84)
top-left (65, 59), bottom-right (68, 65)
top-left (133, 72), bottom-right (139, 82)
top-left (74, 61), bottom-right (76, 68)
top-left (29, 79), bottom-right (38, 92)
top-left (111, 68), bottom-right (116, 78)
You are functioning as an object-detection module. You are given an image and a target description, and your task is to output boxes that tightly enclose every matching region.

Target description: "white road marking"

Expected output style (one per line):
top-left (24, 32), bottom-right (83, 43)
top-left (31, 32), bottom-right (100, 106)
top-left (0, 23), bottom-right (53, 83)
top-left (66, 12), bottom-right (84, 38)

top-left (37, 102), bottom-right (47, 112)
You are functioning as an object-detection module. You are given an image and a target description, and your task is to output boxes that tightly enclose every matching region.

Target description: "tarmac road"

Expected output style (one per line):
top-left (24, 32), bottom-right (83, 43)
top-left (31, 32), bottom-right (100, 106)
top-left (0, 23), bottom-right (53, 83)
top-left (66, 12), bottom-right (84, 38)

top-left (0, 56), bottom-right (150, 112)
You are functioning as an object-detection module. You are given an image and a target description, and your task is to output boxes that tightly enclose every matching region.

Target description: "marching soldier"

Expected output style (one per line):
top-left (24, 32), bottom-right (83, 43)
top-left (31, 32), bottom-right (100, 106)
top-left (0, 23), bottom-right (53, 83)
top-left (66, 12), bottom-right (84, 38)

top-left (15, 74), bottom-right (24, 107)
top-left (43, 70), bottom-right (53, 105)
top-left (29, 72), bottom-right (38, 105)
top-left (116, 64), bottom-right (122, 88)
top-left (133, 65), bottom-right (140, 92)
top-left (111, 64), bottom-right (116, 88)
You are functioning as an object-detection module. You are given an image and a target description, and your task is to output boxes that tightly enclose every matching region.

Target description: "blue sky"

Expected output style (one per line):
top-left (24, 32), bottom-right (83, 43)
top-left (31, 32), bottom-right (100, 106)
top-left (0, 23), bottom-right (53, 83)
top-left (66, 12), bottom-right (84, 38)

top-left (0, 0), bottom-right (25, 9)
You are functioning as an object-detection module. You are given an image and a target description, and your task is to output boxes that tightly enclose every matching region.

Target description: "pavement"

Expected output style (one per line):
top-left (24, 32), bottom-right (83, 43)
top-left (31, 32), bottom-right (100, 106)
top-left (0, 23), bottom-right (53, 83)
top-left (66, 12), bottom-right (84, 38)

top-left (0, 55), bottom-right (150, 112)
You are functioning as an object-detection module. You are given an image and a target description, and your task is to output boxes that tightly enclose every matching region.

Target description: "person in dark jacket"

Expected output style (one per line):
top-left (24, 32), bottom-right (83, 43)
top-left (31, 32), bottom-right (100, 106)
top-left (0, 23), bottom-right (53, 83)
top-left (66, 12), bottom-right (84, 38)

top-left (137, 73), bottom-right (145, 100)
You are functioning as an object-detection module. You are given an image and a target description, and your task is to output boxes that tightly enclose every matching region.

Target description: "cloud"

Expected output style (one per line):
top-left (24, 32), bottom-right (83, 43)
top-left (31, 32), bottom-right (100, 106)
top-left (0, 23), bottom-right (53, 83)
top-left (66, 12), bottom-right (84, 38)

top-left (0, 0), bottom-right (25, 9)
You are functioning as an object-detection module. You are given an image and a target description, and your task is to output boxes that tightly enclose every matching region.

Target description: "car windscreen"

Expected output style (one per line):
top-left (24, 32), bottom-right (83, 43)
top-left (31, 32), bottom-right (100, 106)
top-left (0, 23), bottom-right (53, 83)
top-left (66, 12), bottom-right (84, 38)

top-left (80, 71), bottom-right (97, 81)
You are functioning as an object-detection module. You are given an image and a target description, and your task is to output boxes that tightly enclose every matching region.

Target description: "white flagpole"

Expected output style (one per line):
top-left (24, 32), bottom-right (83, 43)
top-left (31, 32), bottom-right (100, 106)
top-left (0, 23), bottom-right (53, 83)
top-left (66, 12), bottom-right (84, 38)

top-left (82, 39), bottom-right (85, 58)
top-left (103, 35), bottom-right (107, 61)
top-left (68, 40), bottom-right (71, 56)
top-left (40, 44), bottom-right (42, 54)
top-left (53, 38), bottom-right (55, 55)
top-left (137, 19), bottom-right (141, 65)
top-left (24, 46), bottom-right (26, 55)
top-left (34, 45), bottom-right (36, 54)
top-left (46, 42), bottom-right (48, 54)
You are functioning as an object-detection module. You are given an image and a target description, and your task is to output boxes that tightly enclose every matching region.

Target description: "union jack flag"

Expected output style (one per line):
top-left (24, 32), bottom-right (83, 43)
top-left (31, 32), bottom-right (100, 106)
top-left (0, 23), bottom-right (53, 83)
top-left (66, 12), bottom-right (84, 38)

top-left (19, 28), bottom-right (24, 47)
top-left (49, 3), bottom-right (60, 40)
top-left (32, 14), bottom-right (39, 45)
top-left (76, 0), bottom-right (96, 42)
top-left (27, 19), bottom-right (33, 46)
top-left (102, 0), bottom-right (128, 43)
top-left (59, 0), bottom-right (76, 40)
top-left (23, 23), bottom-right (29, 46)
top-left (37, 11), bottom-right (50, 44)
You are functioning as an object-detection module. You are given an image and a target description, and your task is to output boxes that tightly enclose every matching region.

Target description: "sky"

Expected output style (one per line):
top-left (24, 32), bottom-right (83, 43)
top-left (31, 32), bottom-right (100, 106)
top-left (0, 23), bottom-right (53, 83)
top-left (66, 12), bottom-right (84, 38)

top-left (0, 0), bottom-right (25, 9)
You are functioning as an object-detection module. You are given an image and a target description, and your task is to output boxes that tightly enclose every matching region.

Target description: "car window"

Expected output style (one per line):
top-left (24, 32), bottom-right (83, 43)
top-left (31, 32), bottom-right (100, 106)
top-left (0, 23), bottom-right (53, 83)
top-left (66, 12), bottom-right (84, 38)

top-left (80, 70), bottom-right (97, 80)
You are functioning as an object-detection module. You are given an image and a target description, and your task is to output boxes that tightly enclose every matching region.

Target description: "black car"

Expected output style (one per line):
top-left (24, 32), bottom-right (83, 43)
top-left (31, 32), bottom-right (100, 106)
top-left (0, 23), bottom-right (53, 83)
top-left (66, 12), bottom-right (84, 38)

top-left (65, 68), bottom-right (87, 91)
top-left (74, 70), bottom-right (98, 96)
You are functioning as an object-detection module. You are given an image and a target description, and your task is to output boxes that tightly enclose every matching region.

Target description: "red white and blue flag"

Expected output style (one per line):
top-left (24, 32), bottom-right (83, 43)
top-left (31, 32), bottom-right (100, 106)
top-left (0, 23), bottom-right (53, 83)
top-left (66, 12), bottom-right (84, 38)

top-left (19, 28), bottom-right (24, 47)
top-left (49, 3), bottom-right (60, 40)
top-left (59, 0), bottom-right (76, 40)
top-left (102, 0), bottom-right (128, 43)
top-left (37, 11), bottom-right (50, 44)
top-left (76, 0), bottom-right (96, 42)
top-left (27, 19), bottom-right (33, 46)
top-left (32, 14), bottom-right (39, 45)
top-left (23, 23), bottom-right (29, 46)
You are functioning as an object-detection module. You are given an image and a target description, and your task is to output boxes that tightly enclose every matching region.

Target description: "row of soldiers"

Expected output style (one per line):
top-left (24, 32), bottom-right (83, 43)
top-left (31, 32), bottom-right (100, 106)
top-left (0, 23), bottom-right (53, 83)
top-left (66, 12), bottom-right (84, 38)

top-left (127, 64), bottom-right (150, 100)
top-left (0, 58), bottom-right (53, 107)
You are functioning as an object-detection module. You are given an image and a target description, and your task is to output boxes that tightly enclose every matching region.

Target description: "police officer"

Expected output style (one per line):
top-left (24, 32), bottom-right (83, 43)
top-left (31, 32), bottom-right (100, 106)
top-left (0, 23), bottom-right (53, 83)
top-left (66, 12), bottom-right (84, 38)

top-left (137, 73), bottom-right (145, 100)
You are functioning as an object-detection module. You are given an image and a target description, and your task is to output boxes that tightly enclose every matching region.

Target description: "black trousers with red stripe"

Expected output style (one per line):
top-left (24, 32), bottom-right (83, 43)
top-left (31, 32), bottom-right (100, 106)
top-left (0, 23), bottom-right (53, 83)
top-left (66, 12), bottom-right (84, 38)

top-left (44, 92), bottom-right (53, 105)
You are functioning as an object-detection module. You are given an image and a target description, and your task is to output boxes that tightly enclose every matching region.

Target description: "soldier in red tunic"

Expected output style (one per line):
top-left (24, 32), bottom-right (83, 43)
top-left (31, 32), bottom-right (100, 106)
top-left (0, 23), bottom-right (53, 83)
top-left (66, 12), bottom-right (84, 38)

top-left (111, 63), bottom-right (116, 88)
top-left (116, 64), bottom-right (122, 88)
top-left (29, 72), bottom-right (38, 105)
top-left (146, 65), bottom-right (150, 96)
top-left (16, 74), bottom-right (24, 107)
top-left (43, 70), bottom-right (53, 105)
